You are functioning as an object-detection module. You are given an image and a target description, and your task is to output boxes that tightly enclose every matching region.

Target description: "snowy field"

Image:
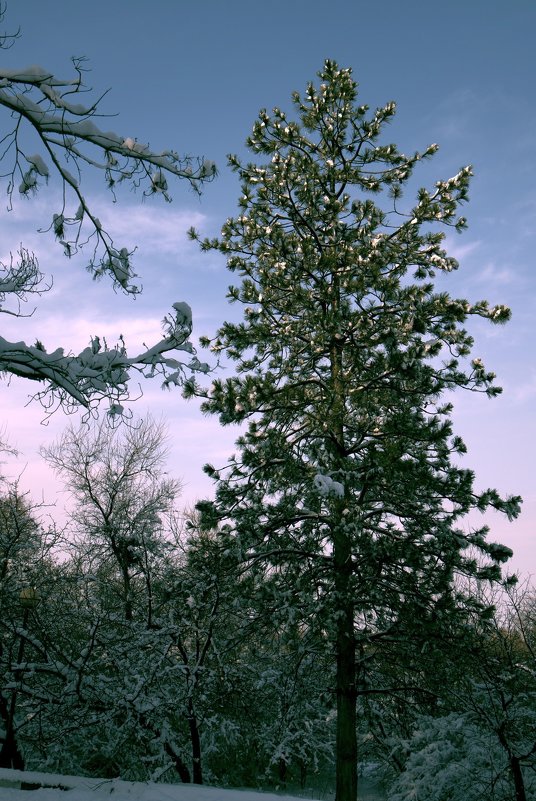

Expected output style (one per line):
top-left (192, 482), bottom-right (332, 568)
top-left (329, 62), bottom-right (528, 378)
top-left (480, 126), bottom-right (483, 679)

top-left (0, 769), bottom-right (386, 801)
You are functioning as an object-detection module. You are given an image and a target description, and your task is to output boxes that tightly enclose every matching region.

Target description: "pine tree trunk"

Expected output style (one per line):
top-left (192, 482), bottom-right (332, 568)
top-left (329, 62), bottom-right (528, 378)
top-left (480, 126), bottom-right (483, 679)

top-left (510, 755), bottom-right (526, 801)
top-left (334, 528), bottom-right (358, 801)
top-left (187, 699), bottom-right (203, 784)
top-left (329, 269), bottom-right (358, 801)
top-left (0, 724), bottom-right (25, 769)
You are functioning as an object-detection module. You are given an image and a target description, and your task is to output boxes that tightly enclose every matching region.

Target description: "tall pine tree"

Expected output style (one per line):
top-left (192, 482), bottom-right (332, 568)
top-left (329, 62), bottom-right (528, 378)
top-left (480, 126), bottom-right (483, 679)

top-left (189, 61), bottom-right (521, 801)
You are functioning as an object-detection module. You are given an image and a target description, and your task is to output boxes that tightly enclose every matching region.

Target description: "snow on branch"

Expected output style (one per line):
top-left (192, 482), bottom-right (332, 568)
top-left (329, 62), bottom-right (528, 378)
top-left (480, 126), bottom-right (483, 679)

top-left (0, 247), bottom-right (48, 316)
top-left (0, 56), bottom-right (216, 291)
top-left (0, 19), bottom-right (216, 415)
top-left (313, 473), bottom-right (345, 498)
top-left (0, 301), bottom-right (206, 417)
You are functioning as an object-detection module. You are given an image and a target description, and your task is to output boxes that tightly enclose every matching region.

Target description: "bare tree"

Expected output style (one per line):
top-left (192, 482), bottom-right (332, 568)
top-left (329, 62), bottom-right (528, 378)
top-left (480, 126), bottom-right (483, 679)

top-left (42, 415), bottom-right (180, 622)
top-left (462, 582), bottom-right (536, 801)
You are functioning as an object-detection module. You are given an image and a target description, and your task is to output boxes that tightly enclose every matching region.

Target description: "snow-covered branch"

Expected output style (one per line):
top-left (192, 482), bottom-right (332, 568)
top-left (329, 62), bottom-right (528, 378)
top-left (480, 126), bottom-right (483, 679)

top-left (0, 248), bottom-right (48, 317)
top-left (0, 13), bottom-right (216, 414)
top-left (0, 300), bottom-right (208, 416)
top-left (0, 58), bottom-right (215, 289)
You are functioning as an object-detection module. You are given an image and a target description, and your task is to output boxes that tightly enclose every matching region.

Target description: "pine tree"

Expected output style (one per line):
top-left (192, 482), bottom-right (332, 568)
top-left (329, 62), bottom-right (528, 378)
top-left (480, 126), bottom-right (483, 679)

top-left (189, 61), bottom-right (521, 801)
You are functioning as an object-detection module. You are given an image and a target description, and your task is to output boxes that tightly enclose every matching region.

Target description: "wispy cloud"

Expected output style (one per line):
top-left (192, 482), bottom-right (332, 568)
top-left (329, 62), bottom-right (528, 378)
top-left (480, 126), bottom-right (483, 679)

top-left (0, 188), bottom-right (217, 345)
top-left (444, 238), bottom-right (481, 262)
top-left (512, 372), bottom-right (536, 404)
top-left (472, 262), bottom-right (518, 286)
top-left (0, 190), bottom-right (207, 266)
top-left (98, 203), bottom-right (207, 258)
top-left (441, 236), bottom-right (524, 292)
top-left (422, 87), bottom-right (484, 143)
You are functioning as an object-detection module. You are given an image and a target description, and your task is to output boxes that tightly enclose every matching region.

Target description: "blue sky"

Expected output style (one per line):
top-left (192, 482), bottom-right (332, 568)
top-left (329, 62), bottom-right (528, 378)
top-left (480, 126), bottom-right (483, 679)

top-left (1, 0), bottom-right (535, 577)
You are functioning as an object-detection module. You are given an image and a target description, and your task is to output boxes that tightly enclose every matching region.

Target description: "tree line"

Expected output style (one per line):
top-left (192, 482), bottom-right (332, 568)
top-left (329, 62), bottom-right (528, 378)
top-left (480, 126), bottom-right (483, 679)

top-left (0, 419), bottom-right (534, 799)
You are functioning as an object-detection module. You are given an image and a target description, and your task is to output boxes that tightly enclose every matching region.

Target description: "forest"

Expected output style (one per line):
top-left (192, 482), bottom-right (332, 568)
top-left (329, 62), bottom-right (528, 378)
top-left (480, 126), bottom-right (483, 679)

top-left (1, 417), bottom-right (535, 800)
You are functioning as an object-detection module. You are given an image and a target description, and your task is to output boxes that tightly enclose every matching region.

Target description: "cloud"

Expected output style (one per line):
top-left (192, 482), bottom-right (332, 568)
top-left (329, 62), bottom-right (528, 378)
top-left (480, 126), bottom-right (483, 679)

top-left (98, 204), bottom-right (206, 258)
top-left (420, 87), bottom-right (483, 143)
top-left (444, 238), bottom-right (481, 262)
top-left (0, 186), bottom-right (218, 350)
top-left (0, 189), bottom-right (207, 267)
top-left (472, 262), bottom-right (518, 286)
top-left (43, 312), bottom-right (176, 354)
top-left (512, 372), bottom-right (536, 404)
top-left (441, 238), bottom-right (522, 292)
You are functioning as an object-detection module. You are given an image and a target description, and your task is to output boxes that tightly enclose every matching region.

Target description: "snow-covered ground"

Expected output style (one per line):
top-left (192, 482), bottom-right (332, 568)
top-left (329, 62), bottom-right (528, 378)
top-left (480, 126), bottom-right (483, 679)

top-left (0, 768), bottom-right (386, 801)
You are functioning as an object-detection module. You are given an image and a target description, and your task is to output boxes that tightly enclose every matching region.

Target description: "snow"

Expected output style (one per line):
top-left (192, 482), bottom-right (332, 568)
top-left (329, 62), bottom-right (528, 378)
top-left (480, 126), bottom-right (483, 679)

top-left (24, 154), bottom-right (49, 177)
top-left (0, 66), bottom-right (59, 83)
top-left (313, 474), bottom-right (345, 498)
top-left (0, 769), bottom-right (387, 801)
top-left (172, 302), bottom-right (193, 328)
top-left (0, 771), bottom-right (302, 801)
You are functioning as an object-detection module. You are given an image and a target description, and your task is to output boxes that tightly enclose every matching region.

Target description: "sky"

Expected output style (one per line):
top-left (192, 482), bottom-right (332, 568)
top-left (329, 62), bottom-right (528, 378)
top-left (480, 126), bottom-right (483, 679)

top-left (0, 0), bottom-right (535, 577)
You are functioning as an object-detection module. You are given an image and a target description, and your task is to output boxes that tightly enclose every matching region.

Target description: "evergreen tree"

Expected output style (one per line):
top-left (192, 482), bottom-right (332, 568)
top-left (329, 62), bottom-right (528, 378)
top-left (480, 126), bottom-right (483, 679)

top-left (190, 61), bottom-right (521, 801)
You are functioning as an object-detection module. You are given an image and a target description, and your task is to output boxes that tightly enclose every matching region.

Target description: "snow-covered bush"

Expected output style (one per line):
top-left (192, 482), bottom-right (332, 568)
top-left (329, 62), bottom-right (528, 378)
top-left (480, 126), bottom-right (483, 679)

top-left (385, 712), bottom-right (529, 801)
